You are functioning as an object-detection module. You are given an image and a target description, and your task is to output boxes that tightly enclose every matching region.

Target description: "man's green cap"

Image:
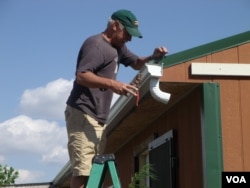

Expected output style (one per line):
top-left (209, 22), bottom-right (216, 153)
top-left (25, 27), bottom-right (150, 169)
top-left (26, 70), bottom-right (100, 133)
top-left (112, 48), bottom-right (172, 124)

top-left (111, 9), bottom-right (143, 38)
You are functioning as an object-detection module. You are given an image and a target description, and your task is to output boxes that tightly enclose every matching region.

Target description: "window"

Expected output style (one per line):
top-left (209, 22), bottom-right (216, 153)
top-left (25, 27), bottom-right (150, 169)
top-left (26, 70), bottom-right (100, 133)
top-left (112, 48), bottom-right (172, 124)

top-left (148, 129), bottom-right (177, 188)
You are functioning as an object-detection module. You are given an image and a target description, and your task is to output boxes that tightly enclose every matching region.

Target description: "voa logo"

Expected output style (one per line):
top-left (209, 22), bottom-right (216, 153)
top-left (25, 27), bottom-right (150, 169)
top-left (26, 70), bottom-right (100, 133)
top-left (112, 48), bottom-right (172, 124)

top-left (226, 176), bottom-right (246, 184)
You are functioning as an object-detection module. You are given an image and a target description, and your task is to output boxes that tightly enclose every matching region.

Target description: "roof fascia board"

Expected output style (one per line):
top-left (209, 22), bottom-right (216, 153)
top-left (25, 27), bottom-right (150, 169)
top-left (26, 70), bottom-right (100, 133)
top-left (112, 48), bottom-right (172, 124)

top-left (191, 62), bottom-right (250, 76)
top-left (162, 31), bottom-right (250, 68)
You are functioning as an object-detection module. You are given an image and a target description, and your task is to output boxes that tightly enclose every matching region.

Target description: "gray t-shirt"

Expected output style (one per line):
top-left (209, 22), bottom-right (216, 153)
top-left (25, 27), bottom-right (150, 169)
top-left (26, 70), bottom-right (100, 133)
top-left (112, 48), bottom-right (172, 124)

top-left (66, 34), bottom-right (138, 124)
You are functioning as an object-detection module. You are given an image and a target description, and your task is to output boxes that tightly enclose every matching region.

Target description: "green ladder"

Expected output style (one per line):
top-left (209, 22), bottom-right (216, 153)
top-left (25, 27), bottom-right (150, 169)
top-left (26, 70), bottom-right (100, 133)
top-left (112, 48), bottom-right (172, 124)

top-left (86, 153), bottom-right (121, 188)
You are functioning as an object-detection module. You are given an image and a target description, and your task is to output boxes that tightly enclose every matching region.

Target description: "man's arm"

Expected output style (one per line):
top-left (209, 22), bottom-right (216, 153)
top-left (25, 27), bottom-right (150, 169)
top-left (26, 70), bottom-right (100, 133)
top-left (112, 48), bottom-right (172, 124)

top-left (131, 46), bottom-right (168, 70)
top-left (76, 71), bottom-right (138, 96)
top-left (131, 56), bottom-right (153, 70)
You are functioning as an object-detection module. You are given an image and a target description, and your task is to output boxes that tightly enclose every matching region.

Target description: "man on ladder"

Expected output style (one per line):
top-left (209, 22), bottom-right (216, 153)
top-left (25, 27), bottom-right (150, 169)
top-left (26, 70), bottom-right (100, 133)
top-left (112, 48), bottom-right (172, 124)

top-left (65, 8), bottom-right (168, 188)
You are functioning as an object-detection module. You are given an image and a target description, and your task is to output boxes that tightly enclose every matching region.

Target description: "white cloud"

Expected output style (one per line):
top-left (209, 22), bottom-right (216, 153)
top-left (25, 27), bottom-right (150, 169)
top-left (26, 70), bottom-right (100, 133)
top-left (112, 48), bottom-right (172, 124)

top-left (19, 78), bottom-right (121, 120)
top-left (19, 78), bottom-right (73, 120)
top-left (0, 115), bottom-right (68, 165)
top-left (41, 146), bottom-right (68, 165)
top-left (0, 78), bottom-right (121, 184)
top-left (0, 114), bottom-right (69, 183)
top-left (15, 169), bottom-right (44, 184)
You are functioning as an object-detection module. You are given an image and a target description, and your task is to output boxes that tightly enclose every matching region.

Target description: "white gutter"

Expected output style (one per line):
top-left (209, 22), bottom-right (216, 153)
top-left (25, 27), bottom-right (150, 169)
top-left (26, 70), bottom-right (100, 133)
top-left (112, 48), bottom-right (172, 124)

top-left (145, 60), bottom-right (171, 104)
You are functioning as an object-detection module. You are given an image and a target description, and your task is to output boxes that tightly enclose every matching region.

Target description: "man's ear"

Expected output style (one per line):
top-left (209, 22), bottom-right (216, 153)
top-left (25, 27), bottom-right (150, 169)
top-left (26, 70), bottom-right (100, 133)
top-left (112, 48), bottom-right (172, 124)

top-left (112, 21), bottom-right (120, 31)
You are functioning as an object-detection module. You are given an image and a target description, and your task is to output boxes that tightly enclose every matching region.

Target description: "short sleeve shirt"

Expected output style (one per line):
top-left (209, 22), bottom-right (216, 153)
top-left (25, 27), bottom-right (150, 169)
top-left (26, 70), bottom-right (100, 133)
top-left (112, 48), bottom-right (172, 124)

top-left (66, 34), bottom-right (138, 123)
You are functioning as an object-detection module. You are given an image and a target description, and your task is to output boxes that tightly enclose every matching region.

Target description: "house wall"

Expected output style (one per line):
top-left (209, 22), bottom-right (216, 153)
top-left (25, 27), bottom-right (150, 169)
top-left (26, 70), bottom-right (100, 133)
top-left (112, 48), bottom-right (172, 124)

top-left (161, 43), bottom-right (250, 171)
top-left (113, 87), bottom-right (203, 188)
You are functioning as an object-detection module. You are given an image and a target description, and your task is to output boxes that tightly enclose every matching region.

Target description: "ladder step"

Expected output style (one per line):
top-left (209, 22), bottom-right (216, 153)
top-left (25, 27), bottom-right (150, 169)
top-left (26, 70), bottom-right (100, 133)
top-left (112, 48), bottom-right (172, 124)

top-left (93, 153), bottom-right (115, 164)
top-left (86, 154), bottom-right (121, 188)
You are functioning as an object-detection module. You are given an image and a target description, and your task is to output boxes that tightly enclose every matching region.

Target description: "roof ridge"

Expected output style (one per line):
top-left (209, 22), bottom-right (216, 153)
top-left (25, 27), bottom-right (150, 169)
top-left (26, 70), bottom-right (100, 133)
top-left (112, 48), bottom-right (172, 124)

top-left (162, 30), bottom-right (250, 67)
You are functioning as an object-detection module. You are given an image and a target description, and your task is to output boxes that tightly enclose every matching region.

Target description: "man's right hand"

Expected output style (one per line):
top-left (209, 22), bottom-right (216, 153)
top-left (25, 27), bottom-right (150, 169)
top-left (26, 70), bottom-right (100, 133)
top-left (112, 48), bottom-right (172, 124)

top-left (110, 80), bottom-right (138, 96)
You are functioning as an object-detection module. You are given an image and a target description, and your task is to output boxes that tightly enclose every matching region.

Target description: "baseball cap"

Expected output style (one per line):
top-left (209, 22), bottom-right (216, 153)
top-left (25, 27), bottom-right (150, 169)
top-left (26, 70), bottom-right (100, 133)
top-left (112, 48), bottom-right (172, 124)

top-left (111, 9), bottom-right (143, 38)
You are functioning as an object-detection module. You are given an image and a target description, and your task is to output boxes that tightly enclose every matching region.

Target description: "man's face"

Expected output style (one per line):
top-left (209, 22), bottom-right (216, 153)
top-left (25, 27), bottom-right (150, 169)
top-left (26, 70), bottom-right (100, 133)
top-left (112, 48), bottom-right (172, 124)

top-left (112, 22), bottom-right (132, 48)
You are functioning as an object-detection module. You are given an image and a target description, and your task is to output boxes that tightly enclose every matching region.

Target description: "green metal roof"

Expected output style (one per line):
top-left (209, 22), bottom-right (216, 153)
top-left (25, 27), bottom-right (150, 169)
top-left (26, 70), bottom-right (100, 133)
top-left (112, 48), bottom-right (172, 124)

top-left (162, 30), bottom-right (250, 68)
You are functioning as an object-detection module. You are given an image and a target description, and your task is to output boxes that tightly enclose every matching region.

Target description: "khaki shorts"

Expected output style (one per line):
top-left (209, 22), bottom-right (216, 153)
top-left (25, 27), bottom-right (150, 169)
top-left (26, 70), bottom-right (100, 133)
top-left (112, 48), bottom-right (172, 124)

top-left (65, 105), bottom-right (107, 176)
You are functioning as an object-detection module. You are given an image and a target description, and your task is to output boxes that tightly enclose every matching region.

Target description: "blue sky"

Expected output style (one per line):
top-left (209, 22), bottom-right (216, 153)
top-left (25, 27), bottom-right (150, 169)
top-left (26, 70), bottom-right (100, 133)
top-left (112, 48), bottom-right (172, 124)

top-left (0, 0), bottom-right (249, 184)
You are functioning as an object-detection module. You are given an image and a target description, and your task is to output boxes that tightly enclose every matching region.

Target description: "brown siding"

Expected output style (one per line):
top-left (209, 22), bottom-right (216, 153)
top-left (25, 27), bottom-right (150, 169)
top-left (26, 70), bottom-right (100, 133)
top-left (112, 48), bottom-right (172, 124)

top-left (240, 80), bottom-right (250, 170)
top-left (114, 87), bottom-right (203, 188)
top-left (162, 43), bottom-right (250, 171)
top-left (239, 43), bottom-right (250, 170)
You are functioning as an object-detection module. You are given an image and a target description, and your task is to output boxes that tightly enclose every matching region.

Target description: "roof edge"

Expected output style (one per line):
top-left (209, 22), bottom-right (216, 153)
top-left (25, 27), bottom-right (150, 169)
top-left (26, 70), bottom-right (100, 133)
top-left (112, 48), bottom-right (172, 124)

top-left (52, 161), bottom-right (71, 187)
top-left (162, 30), bottom-right (250, 68)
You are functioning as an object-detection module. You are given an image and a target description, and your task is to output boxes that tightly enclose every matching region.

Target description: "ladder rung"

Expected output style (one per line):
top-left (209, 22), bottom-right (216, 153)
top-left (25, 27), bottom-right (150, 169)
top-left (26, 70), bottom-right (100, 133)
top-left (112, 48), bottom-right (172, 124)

top-left (93, 153), bottom-right (115, 164)
top-left (86, 154), bottom-right (121, 188)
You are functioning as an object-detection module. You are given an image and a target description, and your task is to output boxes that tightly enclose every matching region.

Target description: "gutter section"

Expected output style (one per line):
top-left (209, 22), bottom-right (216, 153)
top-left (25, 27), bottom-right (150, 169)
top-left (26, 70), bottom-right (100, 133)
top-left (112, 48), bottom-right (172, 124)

top-left (145, 61), bottom-right (171, 104)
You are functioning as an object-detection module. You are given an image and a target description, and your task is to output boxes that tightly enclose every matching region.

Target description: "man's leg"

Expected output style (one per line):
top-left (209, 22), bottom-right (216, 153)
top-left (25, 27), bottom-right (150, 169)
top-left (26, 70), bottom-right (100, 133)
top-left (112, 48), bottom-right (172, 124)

top-left (65, 106), bottom-right (107, 188)
top-left (71, 176), bottom-right (88, 188)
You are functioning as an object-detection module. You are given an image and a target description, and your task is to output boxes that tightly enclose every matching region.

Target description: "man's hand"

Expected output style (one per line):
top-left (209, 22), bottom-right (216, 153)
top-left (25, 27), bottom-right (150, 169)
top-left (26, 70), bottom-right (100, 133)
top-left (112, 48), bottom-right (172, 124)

top-left (151, 46), bottom-right (168, 60)
top-left (110, 80), bottom-right (138, 96)
top-left (76, 71), bottom-right (138, 96)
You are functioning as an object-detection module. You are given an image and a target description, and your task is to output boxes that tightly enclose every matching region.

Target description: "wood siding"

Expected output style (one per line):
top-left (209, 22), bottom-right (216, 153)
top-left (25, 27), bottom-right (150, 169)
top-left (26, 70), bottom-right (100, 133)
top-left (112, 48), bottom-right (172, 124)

top-left (113, 87), bottom-right (203, 188)
top-left (162, 43), bottom-right (250, 171)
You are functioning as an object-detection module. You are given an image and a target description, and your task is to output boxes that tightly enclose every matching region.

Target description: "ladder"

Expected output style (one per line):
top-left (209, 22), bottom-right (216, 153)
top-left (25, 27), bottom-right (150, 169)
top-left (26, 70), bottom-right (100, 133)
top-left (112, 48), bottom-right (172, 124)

top-left (86, 153), bottom-right (121, 188)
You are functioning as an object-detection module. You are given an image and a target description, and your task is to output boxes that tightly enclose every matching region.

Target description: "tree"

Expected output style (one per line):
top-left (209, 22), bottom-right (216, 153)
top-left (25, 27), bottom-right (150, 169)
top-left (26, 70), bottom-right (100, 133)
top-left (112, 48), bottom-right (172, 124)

top-left (0, 164), bottom-right (19, 186)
